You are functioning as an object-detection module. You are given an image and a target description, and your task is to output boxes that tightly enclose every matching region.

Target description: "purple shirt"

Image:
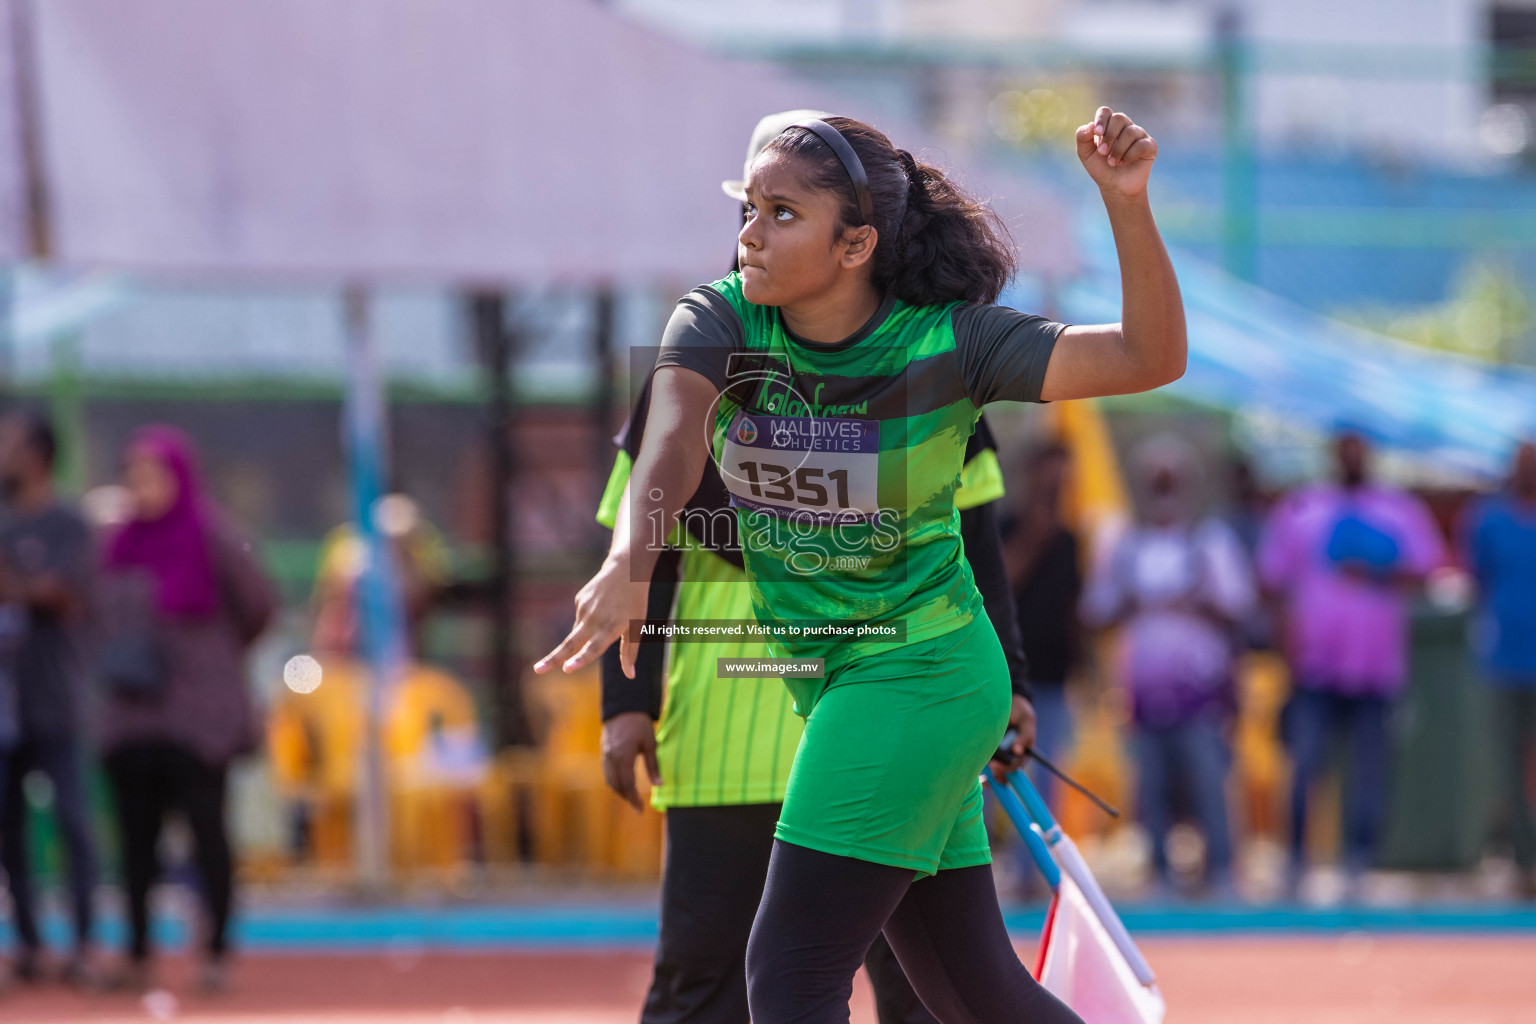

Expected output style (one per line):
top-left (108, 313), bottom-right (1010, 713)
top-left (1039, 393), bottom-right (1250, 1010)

top-left (1258, 484), bottom-right (1445, 697)
top-left (1082, 518), bottom-right (1255, 725)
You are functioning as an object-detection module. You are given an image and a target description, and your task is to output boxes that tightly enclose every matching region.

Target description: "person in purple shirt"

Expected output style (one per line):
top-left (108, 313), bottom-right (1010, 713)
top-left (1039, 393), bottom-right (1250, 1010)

top-left (1258, 431), bottom-right (1445, 896)
top-left (1082, 434), bottom-right (1255, 900)
top-left (1462, 440), bottom-right (1536, 898)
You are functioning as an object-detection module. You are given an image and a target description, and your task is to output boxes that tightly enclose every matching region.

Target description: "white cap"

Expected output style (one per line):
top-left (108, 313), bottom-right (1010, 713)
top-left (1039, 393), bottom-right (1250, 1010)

top-left (721, 108), bottom-right (832, 201)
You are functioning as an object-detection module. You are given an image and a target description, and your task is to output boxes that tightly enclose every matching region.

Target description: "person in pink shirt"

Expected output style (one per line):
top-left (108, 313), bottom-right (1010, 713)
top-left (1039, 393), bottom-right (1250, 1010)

top-left (1258, 432), bottom-right (1445, 897)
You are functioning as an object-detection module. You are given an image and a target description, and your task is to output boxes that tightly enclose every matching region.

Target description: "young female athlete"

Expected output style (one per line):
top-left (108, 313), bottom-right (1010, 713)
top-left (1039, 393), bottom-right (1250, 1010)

top-left (537, 107), bottom-right (1184, 1023)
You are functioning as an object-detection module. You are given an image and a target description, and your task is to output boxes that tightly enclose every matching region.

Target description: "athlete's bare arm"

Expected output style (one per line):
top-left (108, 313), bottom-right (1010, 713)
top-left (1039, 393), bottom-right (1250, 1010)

top-left (1040, 107), bottom-right (1187, 402)
top-left (536, 365), bottom-right (717, 678)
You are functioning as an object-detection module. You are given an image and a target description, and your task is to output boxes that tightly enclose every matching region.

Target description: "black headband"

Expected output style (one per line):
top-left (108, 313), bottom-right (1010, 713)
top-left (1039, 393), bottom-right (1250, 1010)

top-left (787, 119), bottom-right (874, 227)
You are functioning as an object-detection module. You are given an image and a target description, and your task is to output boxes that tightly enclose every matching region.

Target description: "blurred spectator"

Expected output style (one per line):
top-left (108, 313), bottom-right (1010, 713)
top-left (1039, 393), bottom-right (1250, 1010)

top-left (0, 536), bottom-right (21, 987)
top-left (1081, 434), bottom-right (1254, 899)
top-left (1462, 440), bottom-right (1536, 898)
top-left (97, 426), bottom-right (276, 992)
top-left (0, 411), bottom-right (101, 986)
top-left (268, 515), bottom-right (485, 872)
top-left (1258, 431), bottom-right (1444, 894)
top-left (1217, 456), bottom-right (1277, 651)
top-left (313, 495), bottom-right (452, 650)
top-left (0, 602), bottom-right (14, 805)
top-left (1004, 441), bottom-right (1082, 799)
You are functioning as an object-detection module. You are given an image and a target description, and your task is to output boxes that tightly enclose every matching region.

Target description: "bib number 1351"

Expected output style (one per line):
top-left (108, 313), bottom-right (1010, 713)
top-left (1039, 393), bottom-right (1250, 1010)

top-left (720, 412), bottom-right (880, 521)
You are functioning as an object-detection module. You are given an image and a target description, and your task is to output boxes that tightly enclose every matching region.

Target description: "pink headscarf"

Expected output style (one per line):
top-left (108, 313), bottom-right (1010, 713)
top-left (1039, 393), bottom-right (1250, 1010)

top-left (103, 425), bottom-right (219, 619)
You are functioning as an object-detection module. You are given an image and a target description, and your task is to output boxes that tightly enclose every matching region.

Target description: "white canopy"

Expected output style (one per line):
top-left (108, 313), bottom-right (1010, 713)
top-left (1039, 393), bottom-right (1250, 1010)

top-left (0, 0), bottom-right (1074, 286)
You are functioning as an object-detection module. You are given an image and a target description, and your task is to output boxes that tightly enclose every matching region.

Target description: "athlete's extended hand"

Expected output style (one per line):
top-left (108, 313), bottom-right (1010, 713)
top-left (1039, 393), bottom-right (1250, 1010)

top-left (990, 694), bottom-right (1038, 782)
top-left (1076, 107), bottom-right (1157, 201)
top-left (602, 711), bottom-right (662, 813)
top-left (535, 555), bottom-right (650, 677)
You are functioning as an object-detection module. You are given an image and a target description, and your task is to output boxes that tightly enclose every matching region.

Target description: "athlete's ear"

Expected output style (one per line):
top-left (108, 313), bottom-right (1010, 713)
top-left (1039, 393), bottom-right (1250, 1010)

top-left (838, 225), bottom-right (878, 270)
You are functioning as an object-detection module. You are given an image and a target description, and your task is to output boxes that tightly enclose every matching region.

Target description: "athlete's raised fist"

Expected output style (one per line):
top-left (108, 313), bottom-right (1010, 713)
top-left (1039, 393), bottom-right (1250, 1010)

top-left (1076, 107), bottom-right (1157, 201)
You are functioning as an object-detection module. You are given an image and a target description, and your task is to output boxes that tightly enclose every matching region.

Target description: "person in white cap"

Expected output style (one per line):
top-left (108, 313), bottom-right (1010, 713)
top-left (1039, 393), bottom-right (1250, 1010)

top-left (720, 110), bottom-right (833, 203)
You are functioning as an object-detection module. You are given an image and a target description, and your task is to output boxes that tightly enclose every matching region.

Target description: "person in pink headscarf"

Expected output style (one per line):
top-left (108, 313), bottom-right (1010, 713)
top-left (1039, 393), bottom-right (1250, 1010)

top-left (98, 426), bottom-right (276, 993)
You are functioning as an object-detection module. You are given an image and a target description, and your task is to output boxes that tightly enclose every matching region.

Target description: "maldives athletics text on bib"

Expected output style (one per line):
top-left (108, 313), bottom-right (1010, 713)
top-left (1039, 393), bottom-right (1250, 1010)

top-left (720, 410), bottom-right (881, 523)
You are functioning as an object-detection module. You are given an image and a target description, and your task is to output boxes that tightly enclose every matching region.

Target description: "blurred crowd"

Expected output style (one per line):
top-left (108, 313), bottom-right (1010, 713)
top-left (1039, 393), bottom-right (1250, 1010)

top-left (1, 401), bottom-right (1534, 995)
top-left (0, 409), bottom-right (491, 996)
top-left (1001, 427), bottom-right (1536, 905)
top-left (0, 413), bottom-right (276, 992)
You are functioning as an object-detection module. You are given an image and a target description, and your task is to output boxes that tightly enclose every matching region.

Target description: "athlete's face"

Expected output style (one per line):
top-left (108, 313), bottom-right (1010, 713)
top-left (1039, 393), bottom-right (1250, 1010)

top-left (737, 151), bottom-right (875, 307)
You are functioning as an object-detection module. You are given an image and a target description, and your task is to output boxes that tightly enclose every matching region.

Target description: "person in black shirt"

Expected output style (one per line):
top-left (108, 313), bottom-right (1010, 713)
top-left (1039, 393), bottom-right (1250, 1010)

top-left (0, 411), bottom-right (100, 987)
top-left (1005, 441), bottom-right (1082, 806)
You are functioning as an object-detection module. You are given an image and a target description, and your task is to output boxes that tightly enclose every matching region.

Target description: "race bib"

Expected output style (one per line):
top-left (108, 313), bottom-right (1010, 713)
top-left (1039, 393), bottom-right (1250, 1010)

top-left (719, 411), bottom-right (880, 522)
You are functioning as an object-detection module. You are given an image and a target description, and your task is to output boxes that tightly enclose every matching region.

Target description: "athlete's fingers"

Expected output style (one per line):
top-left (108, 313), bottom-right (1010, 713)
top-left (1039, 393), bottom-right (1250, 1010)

top-left (1092, 106), bottom-right (1113, 143)
top-left (535, 626), bottom-right (586, 674)
top-left (642, 734), bottom-right (662, 788)
top-left (570, 635), bottom-right (613, 674)
top-left (1099, 111), bottom-right (1133, 158)
top-left (1015, 717), bottom-right (1037, 756)
top-left (613, 750), bottom-right (641, 813)
top-left (1108, 124), bottom-right (1145, 167)
top-left (1076, 123), bottom-right (1099, 162)
top-left (1077, 121), bottom-right (1106, 157)
top-left (619, 633), bottom-right (638, 680)
top-left (992, 741), bottom-right (1026, 775)
top-left (600, 748), bottom-right (623, 797)
top-left (1120, 136), bottom-right (1158, 167)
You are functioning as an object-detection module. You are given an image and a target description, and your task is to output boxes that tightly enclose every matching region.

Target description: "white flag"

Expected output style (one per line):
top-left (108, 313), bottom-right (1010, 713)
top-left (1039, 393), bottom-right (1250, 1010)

top-left (1037, 875), bottom-right (1165, 1024)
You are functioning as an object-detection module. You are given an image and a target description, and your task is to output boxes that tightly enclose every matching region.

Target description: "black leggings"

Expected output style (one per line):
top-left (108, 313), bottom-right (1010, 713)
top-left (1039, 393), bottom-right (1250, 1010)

top-left (746, 841), bottom-right (1083, 1024)
top-left (105, 742), bottom-right (234, 962)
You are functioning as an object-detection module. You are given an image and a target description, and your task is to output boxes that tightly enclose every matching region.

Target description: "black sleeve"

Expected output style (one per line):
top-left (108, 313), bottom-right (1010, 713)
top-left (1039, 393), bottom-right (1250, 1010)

top-left (960, 499), bottom-right (1032, 702)
top-left (600, 545), bottom-right (681, 722)
top-left (615, 373), bottom-right (652, 461)
top-left (653, 286), bottom-right (744, 391)
top-left (952, 304), bottom-right (1067, 406)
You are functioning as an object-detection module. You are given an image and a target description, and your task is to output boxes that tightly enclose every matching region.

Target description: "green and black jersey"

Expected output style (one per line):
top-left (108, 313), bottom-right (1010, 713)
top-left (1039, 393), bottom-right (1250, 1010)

top-left (654, 272), bottom-right (1061, 665)
top-left (598, 273), bottom-right (1051, 810)
top-left (598, 420), bottom-right (1023, 811)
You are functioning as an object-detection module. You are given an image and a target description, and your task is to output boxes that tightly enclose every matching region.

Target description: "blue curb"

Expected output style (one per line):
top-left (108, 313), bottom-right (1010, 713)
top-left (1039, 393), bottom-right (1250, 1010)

top-left (9, 902), bottom-right (1536, 953)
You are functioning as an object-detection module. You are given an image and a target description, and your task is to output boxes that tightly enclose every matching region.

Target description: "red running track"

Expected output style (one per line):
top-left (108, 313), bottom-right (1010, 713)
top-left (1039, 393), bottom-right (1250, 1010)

top-left (6, 936), bottom-right (1536, 1022)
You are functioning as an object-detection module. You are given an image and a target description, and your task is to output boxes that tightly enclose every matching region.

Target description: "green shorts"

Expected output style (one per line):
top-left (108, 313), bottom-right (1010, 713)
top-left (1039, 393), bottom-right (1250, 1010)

top-left (776, 616), bottom-right (1012, 877)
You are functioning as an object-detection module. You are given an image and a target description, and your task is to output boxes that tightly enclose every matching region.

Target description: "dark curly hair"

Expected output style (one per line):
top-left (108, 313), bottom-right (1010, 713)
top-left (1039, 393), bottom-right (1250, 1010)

top-left (762, 116), bottom-right (1017, 306)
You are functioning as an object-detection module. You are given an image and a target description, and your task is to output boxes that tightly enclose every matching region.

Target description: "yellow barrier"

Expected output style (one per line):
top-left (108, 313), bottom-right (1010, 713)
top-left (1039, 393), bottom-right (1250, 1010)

top-left (516, 668), bottom-right (663, 878)
top-left (269, 658), bottom-right (664, 881)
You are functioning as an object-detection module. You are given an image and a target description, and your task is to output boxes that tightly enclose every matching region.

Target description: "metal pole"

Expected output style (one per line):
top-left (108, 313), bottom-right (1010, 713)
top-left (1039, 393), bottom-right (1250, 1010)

top-left (984, 773), bottom-right (1061, 890)
top-left (9, 0), bottom-right (51, 260)
top-left (1006, 769), bottom-right (1157, 988)
top-left (1218, 8), bottom-right (1258, 283)
top-left (343, 287), bottom-right (399, 891)
top-left (592, 287), bottom-right (617, 510)
top-left (472, 292), bottom-right (530, 748)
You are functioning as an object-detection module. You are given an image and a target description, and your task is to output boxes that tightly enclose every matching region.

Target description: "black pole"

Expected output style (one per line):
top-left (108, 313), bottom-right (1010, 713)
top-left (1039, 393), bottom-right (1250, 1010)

top-left (592, 286), bottom-right (618, 512)
top-left (10, 0), bottom-right (51, 260)
top-left (472, 291), bottom-right (530, 749)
